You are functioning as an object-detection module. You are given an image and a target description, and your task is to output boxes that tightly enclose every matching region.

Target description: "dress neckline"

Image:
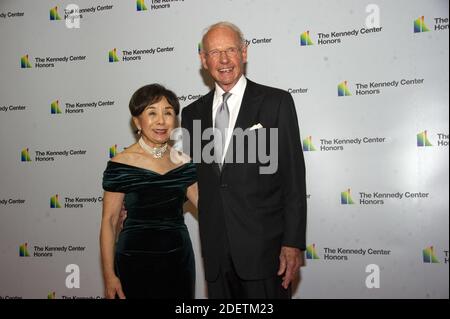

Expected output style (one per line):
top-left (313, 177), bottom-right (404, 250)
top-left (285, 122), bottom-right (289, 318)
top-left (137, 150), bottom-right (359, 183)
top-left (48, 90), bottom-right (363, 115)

top-left (108, 161), bottom-right (191, 176)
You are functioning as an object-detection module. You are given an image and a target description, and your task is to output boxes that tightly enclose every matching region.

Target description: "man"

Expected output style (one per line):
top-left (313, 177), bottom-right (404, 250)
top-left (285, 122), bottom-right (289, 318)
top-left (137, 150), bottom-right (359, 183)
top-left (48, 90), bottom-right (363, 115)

top-left (181, 22), bottom-right (307, 299)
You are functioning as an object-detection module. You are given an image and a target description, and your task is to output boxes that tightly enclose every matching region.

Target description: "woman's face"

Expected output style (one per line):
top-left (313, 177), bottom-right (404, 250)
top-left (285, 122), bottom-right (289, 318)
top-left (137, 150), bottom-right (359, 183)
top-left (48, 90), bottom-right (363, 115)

top-left (133, 96), bottom-right (177, 146)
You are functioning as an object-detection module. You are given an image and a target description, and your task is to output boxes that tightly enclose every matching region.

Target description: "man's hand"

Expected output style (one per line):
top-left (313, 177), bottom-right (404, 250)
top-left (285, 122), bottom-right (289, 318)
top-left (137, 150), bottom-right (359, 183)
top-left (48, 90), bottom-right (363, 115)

top-left (277, 246), bottom-right (304, 289)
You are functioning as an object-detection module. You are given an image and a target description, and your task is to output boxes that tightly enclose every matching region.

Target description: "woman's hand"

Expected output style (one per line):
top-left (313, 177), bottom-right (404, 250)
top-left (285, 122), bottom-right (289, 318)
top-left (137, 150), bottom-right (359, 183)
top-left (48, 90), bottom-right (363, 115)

top-left (104, 275), bottom-right (126, 299)
top-left (186, 182), bottom-right (198, 208)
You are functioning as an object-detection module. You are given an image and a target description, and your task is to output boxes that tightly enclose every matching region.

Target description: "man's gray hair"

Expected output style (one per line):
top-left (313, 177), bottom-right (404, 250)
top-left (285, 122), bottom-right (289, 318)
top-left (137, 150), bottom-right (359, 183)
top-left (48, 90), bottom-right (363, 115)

top-left (201, 21), bottom-right (245, 52)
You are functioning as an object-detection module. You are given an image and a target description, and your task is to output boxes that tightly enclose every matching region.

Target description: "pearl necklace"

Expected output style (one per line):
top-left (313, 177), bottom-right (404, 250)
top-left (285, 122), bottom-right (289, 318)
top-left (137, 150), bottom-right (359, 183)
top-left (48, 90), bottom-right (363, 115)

top-left (138, 137), bottom-right (168, 159)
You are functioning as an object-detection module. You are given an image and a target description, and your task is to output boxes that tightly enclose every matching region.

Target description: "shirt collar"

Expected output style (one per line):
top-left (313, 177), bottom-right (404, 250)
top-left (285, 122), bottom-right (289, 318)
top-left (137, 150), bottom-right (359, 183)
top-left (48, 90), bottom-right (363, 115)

top-left (214, 75), bottom-right (247, 101)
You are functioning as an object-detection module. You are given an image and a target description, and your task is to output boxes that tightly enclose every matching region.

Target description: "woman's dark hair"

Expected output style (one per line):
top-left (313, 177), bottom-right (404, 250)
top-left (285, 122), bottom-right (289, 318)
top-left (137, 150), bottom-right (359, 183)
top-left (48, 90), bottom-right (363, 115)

top-left (129, 84), bottom-right (180, 116)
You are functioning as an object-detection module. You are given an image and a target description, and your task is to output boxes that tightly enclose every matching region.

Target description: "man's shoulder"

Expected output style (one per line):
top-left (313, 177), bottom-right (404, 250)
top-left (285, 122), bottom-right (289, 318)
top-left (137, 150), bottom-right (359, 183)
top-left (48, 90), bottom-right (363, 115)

top-left (182, 90), bottom-right (214, 115)
top-left (247, 79), bottom-right (290, 98)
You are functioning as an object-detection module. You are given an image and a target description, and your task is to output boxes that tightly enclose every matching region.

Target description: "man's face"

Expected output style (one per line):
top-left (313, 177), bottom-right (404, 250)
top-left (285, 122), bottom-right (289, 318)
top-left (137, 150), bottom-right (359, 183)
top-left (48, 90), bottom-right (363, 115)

top-left (200, 26), bottom-right (247, 92)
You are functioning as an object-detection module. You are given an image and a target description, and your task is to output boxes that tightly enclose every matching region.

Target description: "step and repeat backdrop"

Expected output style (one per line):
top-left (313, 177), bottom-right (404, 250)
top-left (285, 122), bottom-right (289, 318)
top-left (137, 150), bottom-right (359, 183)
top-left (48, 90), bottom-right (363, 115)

top-left (0, 0), bottom-right (448, 299)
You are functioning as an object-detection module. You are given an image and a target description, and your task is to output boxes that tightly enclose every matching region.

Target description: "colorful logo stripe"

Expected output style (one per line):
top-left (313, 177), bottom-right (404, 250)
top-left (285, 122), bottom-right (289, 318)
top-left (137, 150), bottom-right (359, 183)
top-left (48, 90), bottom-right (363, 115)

top-left (341, 189), bottom-right (355, 205)
top-left (21, 148), bottom-right (31, 162)
top-left (338, 81), bottom-right (351, 97)
top-left (50, 195), bottom-right (61, 208)
top-left (303, 136), bottom-right (316, 152)
top-left (423, 246), bottom-right (439, 263)
top-left (417, 131), bottom-right (432, 147)
top-left (414, 16), bottom-right (430, 33)
top-left (109, 48), bottom-right (119, 62)
top-left (137, 0), bottom-right (148, 11)
top-left (300, 31), bottom-right (313, 46)
top-left (21, 55), bottom-right (32, 68)
top-left (51, 100), bottom-right (62, 114)
top-left (50, 6), bottom-right (61, 20)
top-left (109, 145), bottom-right (118, 158)
top-left (19, 243), bottom-right (30, 257)
top-left (306, 244), bottom-right (320, 260)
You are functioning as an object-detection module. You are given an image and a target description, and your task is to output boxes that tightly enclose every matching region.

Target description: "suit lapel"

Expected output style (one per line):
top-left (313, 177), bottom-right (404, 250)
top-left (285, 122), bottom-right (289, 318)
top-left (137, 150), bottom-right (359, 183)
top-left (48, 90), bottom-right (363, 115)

top-left (197, 90), bottom-right (221, 176)
top-left (198, 90), bottom-right (214, 129)
top-left (198, 80), bottom-right (265, 174)
top-left (222, 80), bottom-right (265, 171)
top-left (233, 80), bottom-right (264, 132)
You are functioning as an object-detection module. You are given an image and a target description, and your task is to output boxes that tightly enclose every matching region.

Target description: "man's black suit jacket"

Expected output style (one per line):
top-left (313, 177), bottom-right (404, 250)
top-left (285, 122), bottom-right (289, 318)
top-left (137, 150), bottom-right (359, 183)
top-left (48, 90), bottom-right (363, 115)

top-left (181, 79), bottom-right (307, 281)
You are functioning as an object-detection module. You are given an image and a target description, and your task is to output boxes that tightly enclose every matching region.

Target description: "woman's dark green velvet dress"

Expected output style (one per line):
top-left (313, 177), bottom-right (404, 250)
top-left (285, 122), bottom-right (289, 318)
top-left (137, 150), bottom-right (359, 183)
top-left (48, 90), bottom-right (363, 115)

top-left (102, 161), bottom-right (197, 299)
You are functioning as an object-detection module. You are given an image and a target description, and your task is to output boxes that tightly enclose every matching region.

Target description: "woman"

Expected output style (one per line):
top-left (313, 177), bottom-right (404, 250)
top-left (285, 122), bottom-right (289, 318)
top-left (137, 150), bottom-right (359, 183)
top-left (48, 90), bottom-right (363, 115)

top-left (100, 84), bottom-right (198, 299)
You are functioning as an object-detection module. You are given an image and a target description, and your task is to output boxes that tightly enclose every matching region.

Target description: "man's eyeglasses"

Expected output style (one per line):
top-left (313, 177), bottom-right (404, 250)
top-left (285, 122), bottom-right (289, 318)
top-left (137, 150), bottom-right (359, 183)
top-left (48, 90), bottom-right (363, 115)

top-left (205, 47), bottom-right (241, 59)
